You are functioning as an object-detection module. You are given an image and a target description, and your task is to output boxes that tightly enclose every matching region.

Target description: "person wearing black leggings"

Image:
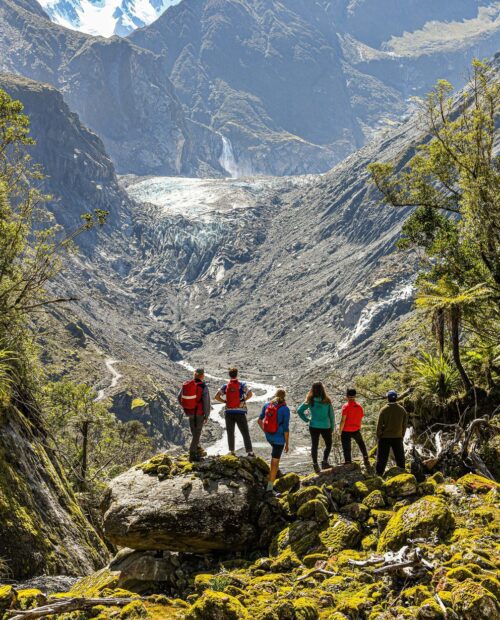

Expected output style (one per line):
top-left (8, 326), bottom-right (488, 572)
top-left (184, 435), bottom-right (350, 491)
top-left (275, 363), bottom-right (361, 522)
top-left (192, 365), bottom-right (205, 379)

top-left (297, 382), bottom-right (335, 473)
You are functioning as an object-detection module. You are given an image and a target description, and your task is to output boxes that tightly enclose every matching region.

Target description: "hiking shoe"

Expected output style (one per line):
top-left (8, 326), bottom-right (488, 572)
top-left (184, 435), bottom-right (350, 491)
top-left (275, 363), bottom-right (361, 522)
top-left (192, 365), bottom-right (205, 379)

top-left (189, 453), bottom-right (201, 463)
top-left (363, 457), bottom-right (373, 473)
top-left (197, 446), bottom-right (207, 457)
top-left (313, 462), bottom-right (321, 474)
top-left (321, 460), bottom-right (331, 470)
top-left (247, 452), bottom-right (255, 458)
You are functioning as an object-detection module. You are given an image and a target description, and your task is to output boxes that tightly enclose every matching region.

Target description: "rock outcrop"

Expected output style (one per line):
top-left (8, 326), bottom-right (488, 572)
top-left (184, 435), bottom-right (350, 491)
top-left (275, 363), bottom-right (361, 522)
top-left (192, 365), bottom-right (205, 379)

top-left (4, 463), bottom-right (497, 619)
top-left (0, 405), bottom-right (109, 579)
top-left (103, 454), bottom-right (284, 553)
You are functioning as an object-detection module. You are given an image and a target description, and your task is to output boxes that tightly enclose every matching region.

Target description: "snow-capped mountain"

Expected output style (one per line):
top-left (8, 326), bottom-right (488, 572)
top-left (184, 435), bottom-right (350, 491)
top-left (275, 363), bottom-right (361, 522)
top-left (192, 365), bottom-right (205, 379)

top-left (37, 0), bottom-right (180, 36)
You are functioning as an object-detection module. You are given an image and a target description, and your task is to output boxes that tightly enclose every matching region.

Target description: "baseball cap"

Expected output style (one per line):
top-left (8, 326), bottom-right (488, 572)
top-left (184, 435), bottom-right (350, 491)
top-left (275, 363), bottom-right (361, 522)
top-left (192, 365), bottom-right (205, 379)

top-left (387, 390), bottom-right (398, 402)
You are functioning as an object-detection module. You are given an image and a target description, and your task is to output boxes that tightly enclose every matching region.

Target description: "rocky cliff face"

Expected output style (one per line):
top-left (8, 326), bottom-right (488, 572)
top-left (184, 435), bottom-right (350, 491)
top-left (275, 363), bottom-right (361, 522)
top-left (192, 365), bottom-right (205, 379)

top-left (0, 405), bottom-right (109, 579)
top-left (0, 74), bottom-right (131, 241)
top-left (129, 0), bottom-right (499, 176)
top-left (1, 0), bottom-right (498, 177)
top-left (0, 0), bottom-right (215, 175)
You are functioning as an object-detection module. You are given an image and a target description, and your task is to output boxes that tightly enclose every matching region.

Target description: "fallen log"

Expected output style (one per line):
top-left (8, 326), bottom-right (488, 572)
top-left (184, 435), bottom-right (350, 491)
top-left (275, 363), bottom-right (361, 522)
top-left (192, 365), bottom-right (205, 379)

top-left (6, 597), bottom-right (138, 620)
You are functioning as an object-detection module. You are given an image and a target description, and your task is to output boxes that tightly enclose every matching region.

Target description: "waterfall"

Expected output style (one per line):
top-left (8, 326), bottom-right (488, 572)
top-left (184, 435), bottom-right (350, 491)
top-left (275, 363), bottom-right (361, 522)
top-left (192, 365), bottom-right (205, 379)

top-left (219, 135), bottom-right (240, 179)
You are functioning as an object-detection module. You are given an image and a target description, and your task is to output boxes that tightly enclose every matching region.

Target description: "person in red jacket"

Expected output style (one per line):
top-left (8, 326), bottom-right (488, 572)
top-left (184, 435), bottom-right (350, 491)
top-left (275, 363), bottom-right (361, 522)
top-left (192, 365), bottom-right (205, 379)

top-left (339, 388), bottom-right (370, 470)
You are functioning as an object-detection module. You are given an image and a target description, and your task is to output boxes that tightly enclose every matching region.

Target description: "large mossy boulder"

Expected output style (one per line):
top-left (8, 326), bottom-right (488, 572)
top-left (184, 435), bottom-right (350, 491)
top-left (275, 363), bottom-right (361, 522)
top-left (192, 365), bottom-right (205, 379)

top-left (103, 455), bottom-right (283, 553)
top-left (318, 515), bottom-right (362, 554)
top-left (378, 496), bottom-right (455, 552)
top-left (0, 585), bottom-right (17, 613)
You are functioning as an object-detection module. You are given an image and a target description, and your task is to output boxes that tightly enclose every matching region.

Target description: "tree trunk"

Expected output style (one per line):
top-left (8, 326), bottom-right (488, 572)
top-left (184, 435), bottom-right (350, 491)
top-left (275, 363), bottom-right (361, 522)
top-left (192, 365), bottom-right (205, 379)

top-left (80, 420), bottom-right (90, 490)
top-left (434, 308), bottom-right (445, 354)
top-left (450, 304), bottom-right (472, 392)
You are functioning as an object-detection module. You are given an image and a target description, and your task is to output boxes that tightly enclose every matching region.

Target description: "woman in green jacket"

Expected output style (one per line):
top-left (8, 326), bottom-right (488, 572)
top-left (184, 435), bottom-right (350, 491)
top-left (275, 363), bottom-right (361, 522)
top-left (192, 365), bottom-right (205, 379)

top-left (297, 382), bottom-right (335, 473)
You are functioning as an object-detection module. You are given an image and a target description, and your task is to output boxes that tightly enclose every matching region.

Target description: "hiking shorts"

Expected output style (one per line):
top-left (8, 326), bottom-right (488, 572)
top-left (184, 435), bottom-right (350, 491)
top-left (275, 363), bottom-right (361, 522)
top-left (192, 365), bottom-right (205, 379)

top-left (270, 443), bottom-right (285, 459)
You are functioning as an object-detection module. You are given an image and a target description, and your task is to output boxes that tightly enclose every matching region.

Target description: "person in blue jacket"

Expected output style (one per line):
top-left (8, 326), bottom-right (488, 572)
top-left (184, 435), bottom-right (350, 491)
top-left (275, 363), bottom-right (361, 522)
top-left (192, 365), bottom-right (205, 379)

top-left (297, 381), bottom-right (335, 473)
top-left (258, 388), bottom-right (290, 492)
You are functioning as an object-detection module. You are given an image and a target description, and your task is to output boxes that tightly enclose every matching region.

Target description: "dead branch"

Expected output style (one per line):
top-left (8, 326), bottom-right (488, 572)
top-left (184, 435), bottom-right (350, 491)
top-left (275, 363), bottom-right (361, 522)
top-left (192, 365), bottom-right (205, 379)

top-left (7, 597), bottom-right (138, 620)
top-left (296, 568), bottom-right (337, 582)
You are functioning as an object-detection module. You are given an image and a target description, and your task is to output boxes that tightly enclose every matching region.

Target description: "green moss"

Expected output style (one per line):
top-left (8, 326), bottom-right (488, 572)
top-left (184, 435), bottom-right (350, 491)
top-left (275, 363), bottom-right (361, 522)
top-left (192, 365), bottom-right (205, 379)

top-left (297, 499), bottom-right (329, 523)
top-left (131, 398), bottom-right (147, 410)
top-left (361, 534), bottom-right (377, 551)
top-left (383, 473), bottom-right (417, 498)
top-left (274, 473), bottom-right (300, 494)
top-left (378, 496), bottom-right (455, 552)
top-left (16, 589), bottom-right (46, 610)
top-left (287, 486), bottom-right (323, 511)
top-left (340, 502), bottom-right (369, 522)
top-left (353, 477), bottom-right (383, 499)
top-left (456, 474), bottom-right (499, 494)
top-left (318, 515), bottom-right (361, 554)
top-left (292, 597), bottom-right (318, 620)
top-left (120, 600), bottom-right (148, 618)
top-left (185, 590), bottom-right (250, 619)
top-left (270, 548), bottom-right (302, 572)
top-left (70, 568), bottom-right (120, 597)
top-left (481, 576), bottom-right (500, 599)
top-left (446, 567), bottom-right (475, 581)
top-left (217, 454), bottom-right (241, 469)
top-left (303, 553), bottom-right (328, 568)
top-left (401, 585), bottom-right (432, 605)
top-left (369, 509), bottom-right (393, 531)
top-left (0, 585), bottom-right (17, 612)
top-left (364, 490), bottom-right (385, 509)
top-left (451, 579), bottom-right (499, 619)
top-left (417, 598), bottom-right (445, 619)
top-left (137, 453), bottom-right (172, 476)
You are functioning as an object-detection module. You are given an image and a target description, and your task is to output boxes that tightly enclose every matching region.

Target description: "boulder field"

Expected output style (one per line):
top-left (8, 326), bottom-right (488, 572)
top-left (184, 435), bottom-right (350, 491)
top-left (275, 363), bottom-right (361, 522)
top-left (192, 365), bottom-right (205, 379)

top-left (1, 456), bottom-right (499, 619)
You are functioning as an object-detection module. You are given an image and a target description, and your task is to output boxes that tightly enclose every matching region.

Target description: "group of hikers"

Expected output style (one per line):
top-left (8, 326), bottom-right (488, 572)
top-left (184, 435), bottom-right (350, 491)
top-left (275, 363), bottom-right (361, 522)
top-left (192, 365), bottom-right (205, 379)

top-left (178, 367), bottom-right (408, 492)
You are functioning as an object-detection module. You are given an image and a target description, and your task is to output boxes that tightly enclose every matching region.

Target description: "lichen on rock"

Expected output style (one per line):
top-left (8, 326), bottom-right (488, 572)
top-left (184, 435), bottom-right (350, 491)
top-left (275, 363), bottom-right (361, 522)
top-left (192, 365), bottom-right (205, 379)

top-left (378, 496), bottom-right (455, 551)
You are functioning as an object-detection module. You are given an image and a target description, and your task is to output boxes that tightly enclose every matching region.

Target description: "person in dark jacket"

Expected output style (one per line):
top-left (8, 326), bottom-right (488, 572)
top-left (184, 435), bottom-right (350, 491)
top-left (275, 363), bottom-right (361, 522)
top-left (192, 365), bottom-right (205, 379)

top-left (178, 368), bottom-right (211, 462)
top-left (375, 390), bottom-right (408, 475)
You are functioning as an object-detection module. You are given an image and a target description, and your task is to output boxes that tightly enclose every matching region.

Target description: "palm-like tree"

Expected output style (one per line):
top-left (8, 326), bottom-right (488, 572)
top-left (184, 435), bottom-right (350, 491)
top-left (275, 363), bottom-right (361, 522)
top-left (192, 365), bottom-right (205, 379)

top-left (416, 278), bottom-right (492, 392)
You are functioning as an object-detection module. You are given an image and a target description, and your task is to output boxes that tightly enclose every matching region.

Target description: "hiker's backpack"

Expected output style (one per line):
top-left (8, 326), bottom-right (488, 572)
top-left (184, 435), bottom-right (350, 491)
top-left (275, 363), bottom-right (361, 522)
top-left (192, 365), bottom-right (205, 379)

top-left (226, 379), bottom-right (243, 409)
top-left (263, 401), bottom-right (284, 434)
top-left (181, 380), bottom-right (204, 415)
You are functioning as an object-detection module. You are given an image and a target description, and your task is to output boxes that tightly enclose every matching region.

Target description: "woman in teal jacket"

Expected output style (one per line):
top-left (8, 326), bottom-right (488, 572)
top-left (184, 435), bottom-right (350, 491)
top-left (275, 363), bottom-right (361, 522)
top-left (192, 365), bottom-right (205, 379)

top-left (297, 382), bottom-right (335, 473)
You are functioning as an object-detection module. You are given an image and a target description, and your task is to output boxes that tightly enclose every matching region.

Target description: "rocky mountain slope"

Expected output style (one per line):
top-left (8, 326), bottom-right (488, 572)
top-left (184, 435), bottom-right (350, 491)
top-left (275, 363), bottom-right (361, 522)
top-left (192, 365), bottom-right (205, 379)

top-left (1, 0), bottom-right (497, 177)
top-left (0, 0), bottom-right (222, 176)
top-left (130, 0), bottom-right (500, 175)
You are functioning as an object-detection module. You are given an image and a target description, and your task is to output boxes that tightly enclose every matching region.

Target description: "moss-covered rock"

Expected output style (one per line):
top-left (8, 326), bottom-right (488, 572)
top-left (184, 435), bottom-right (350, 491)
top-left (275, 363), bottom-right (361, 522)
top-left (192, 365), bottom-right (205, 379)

top-left (401, 585), bottom-right (432, 605)
top-left (185, 590), bottom-right (249, 619)
top-left (293, 597), bottom-right (318, 619)
top-left (297, 499), bottom-right (329, 523)
top-left (450, 579), bottom-right (499, 619)
top-left (456, 474), bottom-right (499, 494)
top-left (318, 515), bottom-right (362, 553)
top-left (364, 490), bottom-right (385, 509)
top-left (16, 588), bottom-right (47, 610)
top-left (340, 502), bottom-right (369, 522)
top-left (288, 486), bottom-right (323, 512)
top-left (352, 477), bottom-right (383, 499)
top-left (274, 473), bottom-right (300, 494)
top-left (417, 598), bottom-right (445, 619)
top-left (383, 473), bottom-right (417, 498)
top-left (0, 585), bottom-right (17, 613)
top-left (303, 553), bottom-right (328, 568)
top-left (378, 496), bottom-right (455, 552)
top-left (120, 600), bottom-right (148, 618)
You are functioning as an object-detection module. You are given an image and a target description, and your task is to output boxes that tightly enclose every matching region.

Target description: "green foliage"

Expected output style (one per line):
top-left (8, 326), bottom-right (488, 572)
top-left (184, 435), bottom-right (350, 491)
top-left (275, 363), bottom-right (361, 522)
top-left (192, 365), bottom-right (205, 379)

top-left (369, 60), bottom-right (499, 394)
top-left (209, 574), bottom-right (234, 592)
top-left (411, 351), bottom-right (460, 401)
top-left (42, 381), bottom-right (154, 493)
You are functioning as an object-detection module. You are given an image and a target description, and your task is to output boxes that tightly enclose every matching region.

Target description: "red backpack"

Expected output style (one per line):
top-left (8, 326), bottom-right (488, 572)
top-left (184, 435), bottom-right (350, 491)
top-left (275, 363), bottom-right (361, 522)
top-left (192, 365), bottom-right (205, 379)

top-left (225, 379), bottom-right (242, 409)
top-left (263, 401), bottom-right (284, 433)
top-left (181, 380), bottom-right (204, 415)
